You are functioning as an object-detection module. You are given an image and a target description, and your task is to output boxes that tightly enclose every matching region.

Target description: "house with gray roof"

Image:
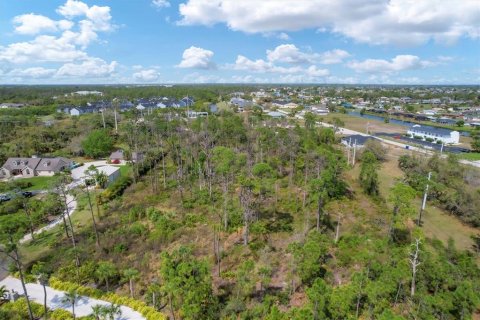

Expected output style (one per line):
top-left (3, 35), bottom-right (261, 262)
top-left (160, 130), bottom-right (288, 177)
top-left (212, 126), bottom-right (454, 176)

top-left (0, 157), bottom-right (72, 179)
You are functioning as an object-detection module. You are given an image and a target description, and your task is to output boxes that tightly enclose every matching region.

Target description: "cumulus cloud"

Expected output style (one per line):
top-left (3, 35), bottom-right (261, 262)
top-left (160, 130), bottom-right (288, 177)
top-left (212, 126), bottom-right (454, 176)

top-left (56, 57), bottom-right (117, 78)
top-left (266, 44), bottom-right (313, 64)
top-left (0, 35), bottom-right (88, 63)
top-left (347, 55), bottom-right (433, 73)
top-left (133, 69), bottom-right (160, 82)
top-left (178, 0), bottom-right (480, 45)
top-left (266, 44), bottom-right (349, 65)
top-left (177, 46), bottom-right (216, 69)
top-left (152, 0), bottom-right (171, 9)
top-left (319, 49), bottom-right (351, 64)
top-left (9, 67), bottom-right (57, 79)
top-left (13, 14), bottom-right (73, 35)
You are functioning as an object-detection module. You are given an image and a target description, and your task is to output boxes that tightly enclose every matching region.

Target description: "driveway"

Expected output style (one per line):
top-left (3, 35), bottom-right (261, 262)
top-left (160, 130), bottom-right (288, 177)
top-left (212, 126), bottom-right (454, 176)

top-left (0, 276), bottom-right (145, 319)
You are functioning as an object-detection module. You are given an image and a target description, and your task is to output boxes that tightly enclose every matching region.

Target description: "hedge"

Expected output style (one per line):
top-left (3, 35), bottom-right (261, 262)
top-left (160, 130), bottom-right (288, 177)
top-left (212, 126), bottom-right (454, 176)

top-left (48, 277), bottom-right (166, 320)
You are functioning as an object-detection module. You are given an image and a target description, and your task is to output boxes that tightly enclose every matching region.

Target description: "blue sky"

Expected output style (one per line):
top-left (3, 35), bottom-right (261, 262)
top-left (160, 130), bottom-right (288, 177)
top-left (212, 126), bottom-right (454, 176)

top-left (0, 0), bottom-right (479, 84)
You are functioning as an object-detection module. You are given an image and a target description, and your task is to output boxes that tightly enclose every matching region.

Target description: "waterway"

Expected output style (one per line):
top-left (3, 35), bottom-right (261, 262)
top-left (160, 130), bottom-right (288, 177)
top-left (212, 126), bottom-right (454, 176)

top-left (346, 111), bottom-right (470, 136)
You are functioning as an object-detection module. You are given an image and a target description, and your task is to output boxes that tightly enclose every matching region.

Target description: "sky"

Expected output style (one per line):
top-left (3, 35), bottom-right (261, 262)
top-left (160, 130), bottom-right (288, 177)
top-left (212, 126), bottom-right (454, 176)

top-left (0, 0), bottom-right (479, 85)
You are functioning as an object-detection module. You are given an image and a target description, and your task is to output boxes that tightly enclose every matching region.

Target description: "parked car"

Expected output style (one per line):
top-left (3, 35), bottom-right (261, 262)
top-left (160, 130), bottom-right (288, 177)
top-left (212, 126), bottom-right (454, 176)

top-left (0, 194), bottom-right (12, 202)
top-left (21, 191), bottom-right (33, 198)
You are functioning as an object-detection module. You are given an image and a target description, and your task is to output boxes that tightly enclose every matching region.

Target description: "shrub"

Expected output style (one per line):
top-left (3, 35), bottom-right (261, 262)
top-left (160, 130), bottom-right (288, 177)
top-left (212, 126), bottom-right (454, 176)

top-left (49, 278), bottom-right (167, 319)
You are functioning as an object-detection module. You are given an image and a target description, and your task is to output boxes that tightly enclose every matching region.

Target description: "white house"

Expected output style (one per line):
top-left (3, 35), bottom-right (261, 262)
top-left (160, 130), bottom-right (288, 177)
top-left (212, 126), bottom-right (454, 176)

top-left (407, 125), bottom-right (459, 144)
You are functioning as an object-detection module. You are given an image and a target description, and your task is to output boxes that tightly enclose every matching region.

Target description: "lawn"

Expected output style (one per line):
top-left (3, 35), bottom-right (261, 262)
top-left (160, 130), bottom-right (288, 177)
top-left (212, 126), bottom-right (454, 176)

top-left (321, 112), bottom-right (407, 135)
top-left (21, 176), bottom-right (57, 191)
top-left (458, 152), bottom-right (480, 161)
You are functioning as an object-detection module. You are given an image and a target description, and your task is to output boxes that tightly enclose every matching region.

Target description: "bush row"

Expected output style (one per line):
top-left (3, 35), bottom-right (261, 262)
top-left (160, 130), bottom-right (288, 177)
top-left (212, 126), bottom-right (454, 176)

top-left (49, 277), bottom-right (166, 320)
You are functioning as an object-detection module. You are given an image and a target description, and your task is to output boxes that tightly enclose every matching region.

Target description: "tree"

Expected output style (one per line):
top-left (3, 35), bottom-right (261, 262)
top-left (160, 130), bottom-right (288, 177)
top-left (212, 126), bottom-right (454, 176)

top-left (359, 150), bottom-right (380, 196)
top-left (61, 289), bottom-right (79, 320)
top-left (0, 214), bottom-right (34, 320)
top-left (471, 131), bottom-right (480, 152)
top-left (456, 120), bottom-right (464, 127)
top-left (388, 182), bottom-right (416, 238)
top-left (95, 262), bottom-right (117, 292)
top-left (122, 268), bottom-right (140, 298)
top-left (81, 129), bottom-right (114, 158)
top-left (306, 278), bottom-right (330, 320)
top-left (160, 246), bottom-right (217, 320)
top-left (0, 285), bottom-right (7, 301)
top-left (32, 262), bottom-right (50, 319)
top-left (212, 146), bottom-right (235, 230)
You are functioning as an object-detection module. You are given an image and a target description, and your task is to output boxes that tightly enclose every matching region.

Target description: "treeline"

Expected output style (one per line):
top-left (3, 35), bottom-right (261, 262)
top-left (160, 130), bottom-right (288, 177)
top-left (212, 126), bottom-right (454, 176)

top-left (399, 154), bottom-right (480, 226)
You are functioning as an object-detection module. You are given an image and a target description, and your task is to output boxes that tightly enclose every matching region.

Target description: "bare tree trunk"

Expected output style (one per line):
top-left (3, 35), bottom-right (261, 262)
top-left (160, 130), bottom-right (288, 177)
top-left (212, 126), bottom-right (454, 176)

top-left (43, 284), bottom-right (48, 319)
top-left (335, 218), bottom-right (341, 243)
top-left (13, 246), bottom-right (34, 320)
top-left (22, 199), bottom-right (35, 241)
top-left (85, 185), bottom-right (100, 247)
top-left (410, 238), bottom-right (421, 297)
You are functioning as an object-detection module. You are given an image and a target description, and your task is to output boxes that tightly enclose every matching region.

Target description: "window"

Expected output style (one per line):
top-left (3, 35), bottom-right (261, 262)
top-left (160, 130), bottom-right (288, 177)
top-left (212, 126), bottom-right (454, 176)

top-left (26, 169), bottom-right (30, 175)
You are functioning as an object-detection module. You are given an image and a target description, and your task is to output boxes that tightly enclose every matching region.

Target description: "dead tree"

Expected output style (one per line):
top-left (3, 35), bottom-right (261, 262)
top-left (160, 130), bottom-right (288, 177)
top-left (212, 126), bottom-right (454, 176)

top-left (409, 238), bottom-right (421, 297)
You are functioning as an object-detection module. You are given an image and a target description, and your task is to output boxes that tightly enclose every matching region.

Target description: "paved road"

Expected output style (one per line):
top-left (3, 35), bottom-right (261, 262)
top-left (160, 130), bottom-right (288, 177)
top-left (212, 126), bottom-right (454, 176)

top-left (19, 194), bottom-right (77, 244)
top-left (0, 276), bottom-right (145, 319)
top-left (311, 118), bottom-right (480, 169)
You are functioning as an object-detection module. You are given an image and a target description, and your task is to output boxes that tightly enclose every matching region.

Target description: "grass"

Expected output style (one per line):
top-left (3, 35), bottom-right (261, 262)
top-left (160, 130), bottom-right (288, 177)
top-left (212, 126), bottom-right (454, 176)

top-left (21, 176), bottom-right (57, 191)
top-left (321, 112), bottom-right (407, 135)
top-left (374, 145), bottom-right (479, 253)
top-left (458, 152), bottom-right (480, 161)
top-left (19, 192), bottom-right (99, 265)
top-left (114, 164), bottom-right (132, 177)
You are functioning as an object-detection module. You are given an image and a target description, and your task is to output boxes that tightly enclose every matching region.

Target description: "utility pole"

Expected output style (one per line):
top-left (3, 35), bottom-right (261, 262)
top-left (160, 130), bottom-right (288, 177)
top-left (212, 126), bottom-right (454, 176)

top-left (113, 98), bottom-right (118, 134)
top-left (352, 139), bottom-right (357, 166)
top-left (417, 172), bottom-right (431, 226)
top-left (101, 108), bottom-right (106, 129)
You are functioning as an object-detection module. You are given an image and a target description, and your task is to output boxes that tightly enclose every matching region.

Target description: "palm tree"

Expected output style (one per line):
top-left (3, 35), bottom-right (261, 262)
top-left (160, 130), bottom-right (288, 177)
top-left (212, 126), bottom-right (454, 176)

top-left (95, 262), bottom-right (117, 292)
top-left (106, 304), bottom-right (122, 320)
top-left (61, 289), bottom-right (79, 320)
top-left (0, 285), bottom-right (8, 301)
top-left (91, 304), bottom-right (105, 320)
top-left (32, 262), bottom-right (50, 319)
top-left (122, 268), bottom-right (140, 298)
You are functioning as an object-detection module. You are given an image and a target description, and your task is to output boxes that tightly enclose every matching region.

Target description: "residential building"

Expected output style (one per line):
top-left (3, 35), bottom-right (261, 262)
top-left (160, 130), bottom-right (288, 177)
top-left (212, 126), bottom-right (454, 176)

top-left (0, 157), bottom-right (72, 179)
top-left (407, 125), bottom-right (459, 144)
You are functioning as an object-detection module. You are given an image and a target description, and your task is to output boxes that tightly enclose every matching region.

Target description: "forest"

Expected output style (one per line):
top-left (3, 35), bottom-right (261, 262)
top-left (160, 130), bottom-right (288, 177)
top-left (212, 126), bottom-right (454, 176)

top-left (0, 87), bottom-right (479, 320)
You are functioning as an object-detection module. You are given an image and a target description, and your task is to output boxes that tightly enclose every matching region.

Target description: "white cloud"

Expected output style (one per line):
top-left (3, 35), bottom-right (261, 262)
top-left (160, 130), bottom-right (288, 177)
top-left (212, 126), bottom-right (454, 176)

top-left (347, 55), bottom-right (432, 73)
top-left (319, 49), bottom-right (351, 64)
top-left (133, 69), bottom-right (160, 82)
top-left (9, 67), bottom-right (57, 79)
top-left (56, 0), bottom-right (90, 18)
top-left (177, 46), bottom-right (216, 69)
top-left (56, 57), bottom-right (117, 78)
top-left (152, 0), bottom-right (171, 9)
top-left (13, 14), bottom-right (73, 35)
top-left (178, 0), bottom-right (480, 45)
top-left (306, 65), bottom-right (330, 77)
top-left (266, 44), bottom-right (313, 64)
top-left (266, 44), bottom-right (349, 65)
top-left (0, 35), bottom-right (88, 63)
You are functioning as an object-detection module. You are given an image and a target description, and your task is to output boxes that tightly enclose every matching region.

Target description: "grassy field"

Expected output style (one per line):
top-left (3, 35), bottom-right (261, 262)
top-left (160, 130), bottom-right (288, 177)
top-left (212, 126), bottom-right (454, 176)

top-left (19, 192), bottom-right (99, 265)
top-left (321, 112), bottom-right (407, 134)
top-left (458, 152), bottom-right (480, 161)
top-left (21, 176), bottom-right (57, 190)
top-left (374, 145), bottom-right (479, 253)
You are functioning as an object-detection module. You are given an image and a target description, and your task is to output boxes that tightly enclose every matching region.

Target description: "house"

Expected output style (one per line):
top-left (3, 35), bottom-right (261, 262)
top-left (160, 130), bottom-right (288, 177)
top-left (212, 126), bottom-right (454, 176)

top-left (308, 104), bottom-right (329, 115)
top-left (407, 125), bottom-right (459, 144)
top-left (0, 103), bottom-right (25, 109)
top-left (0, 157), bottom-right (72, 179)
top-left (436, 118), bottom-right (457, 125)
top-left (109, 150), bottom-right (124, 163)
top-left (230, 97), bottom-right (252, 111)
top-left (35, 158), bottom-right (72, 176)
top-left (266, 111), bottom-right (286, 118)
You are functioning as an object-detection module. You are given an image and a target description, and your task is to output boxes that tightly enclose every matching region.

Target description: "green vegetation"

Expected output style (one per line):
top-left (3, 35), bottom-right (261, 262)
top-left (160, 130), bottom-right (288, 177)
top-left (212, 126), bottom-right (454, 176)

top-left (81, 129), bottom-right (114, 158)
top-left (0, 86), bottom-right (479, 320)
